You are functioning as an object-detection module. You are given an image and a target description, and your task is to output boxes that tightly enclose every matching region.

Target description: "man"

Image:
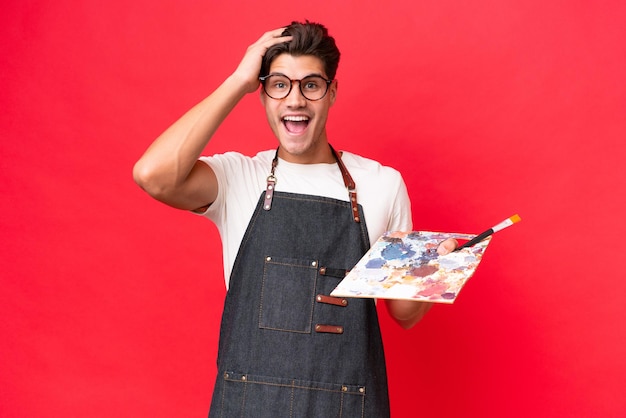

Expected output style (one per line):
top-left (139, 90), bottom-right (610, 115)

top-left (134, 21), bottom-right (455, 417)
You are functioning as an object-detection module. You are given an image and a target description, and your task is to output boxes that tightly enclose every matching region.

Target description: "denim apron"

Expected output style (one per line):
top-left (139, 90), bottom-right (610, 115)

top-left (209, 147), bottom-right (390, 417)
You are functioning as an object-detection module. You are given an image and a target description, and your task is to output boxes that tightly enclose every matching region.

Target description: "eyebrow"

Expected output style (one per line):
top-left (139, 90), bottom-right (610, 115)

top-left (268, 72), bottom-right (327, 79)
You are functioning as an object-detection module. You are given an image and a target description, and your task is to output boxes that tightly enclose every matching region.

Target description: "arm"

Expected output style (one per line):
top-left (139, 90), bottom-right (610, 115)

top-left (384, 237), bottom-right (458, 329)
top-left (133, 28), bottom-right (292, 211)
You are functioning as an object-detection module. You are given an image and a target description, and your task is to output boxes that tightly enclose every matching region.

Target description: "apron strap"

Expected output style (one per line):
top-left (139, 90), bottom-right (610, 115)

top-left (329, 145), bottom-right (360, 223)
top-left (264, 145), bottom-right (361, 223)
top-left (263, 155), bottom-right (278, 210)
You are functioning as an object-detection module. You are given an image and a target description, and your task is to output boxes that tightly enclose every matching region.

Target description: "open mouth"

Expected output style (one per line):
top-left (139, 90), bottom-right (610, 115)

top-left (282, 115), bottom-right (310, 134)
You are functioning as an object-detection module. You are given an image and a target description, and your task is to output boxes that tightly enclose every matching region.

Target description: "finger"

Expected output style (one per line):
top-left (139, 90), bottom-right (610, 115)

top-left (262, 27), bottom-right (292, 41)
top-left (269, 27), bottom-right (288, 36)
top-left (437, 238), bottom-right (458, 255)
top-left (251, 30), bottom-right (292, 52)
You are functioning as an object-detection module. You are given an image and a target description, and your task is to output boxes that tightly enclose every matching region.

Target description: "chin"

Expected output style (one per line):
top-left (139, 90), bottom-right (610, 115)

top-left (278, 136), bottom-right (313, 153)
top-left (277, 138), bottom-right (324, 163)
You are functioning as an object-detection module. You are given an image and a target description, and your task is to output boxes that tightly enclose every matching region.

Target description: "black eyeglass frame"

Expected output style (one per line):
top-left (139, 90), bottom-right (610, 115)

top-left (259, 73), bottom-right (333, 101)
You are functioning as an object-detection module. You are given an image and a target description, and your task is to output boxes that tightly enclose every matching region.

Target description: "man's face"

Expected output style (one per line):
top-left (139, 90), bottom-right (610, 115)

top-left (261, 54), bottom-right (337, 164)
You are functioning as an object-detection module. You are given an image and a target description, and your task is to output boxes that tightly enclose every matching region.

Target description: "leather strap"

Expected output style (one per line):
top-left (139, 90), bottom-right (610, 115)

top-left (329, 145), bottom-right (360, 223)
top-left (315, 324), bottom-right (344, 334)
top-left (264, 145), bottom-right (360, 223)
top-left (263, 151), bottom-right (279, 211)
top-left (318, 266), bottom-right (347, 278)
top-left (316, 294), bottom-right (348, 307)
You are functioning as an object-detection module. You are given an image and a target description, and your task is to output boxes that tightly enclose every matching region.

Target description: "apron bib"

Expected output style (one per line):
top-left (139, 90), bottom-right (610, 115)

top-left (209, 148), bottom-right (390, 417)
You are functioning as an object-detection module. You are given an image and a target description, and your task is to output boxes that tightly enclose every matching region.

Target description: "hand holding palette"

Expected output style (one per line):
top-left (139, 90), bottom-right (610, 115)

top-left (330, 216), bottom-right (520, 303)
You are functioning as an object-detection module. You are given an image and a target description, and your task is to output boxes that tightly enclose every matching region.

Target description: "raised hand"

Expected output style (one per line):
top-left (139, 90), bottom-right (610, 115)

top-left (231, 28), bottom-right (293, 94)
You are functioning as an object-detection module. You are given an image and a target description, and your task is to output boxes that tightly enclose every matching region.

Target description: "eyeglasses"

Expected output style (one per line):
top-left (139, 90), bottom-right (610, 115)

top-left (259, 73), bottom-right (332, 101)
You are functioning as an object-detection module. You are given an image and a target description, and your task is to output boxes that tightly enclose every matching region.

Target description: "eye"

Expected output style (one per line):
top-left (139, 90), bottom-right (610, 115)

top-left (267, 75), bottom-right (290, 90)
top-left (303, 79), bottom-right (321, 90)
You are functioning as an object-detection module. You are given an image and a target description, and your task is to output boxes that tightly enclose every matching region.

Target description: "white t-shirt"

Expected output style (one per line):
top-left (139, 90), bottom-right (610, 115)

top-left (199, 150), bottom-right (413, 288)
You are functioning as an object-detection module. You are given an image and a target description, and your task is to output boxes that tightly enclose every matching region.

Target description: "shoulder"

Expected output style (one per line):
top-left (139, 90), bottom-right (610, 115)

top-left (341, 151), bottom-right (399, 170)
top-left (339, 150), bottom-right (412, 239)
top-left (198, 150), bottom-right (276, 183)
top-left (200, 150), bottom-right (274, 170)
top-left (339, 149), bottom-right (409, 209)
top-left (198, 149), bottom-right (275, 205)
top-left (340, 151), bottom-right (404, 184)
top-left (198, 150), bottom-right (275, 219)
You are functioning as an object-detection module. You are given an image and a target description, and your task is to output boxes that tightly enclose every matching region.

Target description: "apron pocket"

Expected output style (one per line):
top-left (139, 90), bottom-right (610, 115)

top-left (259, 256), bottom-right (318, 333)
top-left (219, 372), bottom-right (365, 418)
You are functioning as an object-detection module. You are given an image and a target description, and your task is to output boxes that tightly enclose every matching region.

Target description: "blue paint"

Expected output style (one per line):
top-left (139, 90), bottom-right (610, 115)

top-left (380, 242), bottom-right (416, 260)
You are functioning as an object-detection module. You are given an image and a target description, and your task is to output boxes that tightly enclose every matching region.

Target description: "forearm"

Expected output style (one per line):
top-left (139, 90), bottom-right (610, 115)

top-left (385, 299), bottom-right (433, 330)
top-left (134, 28), bottom-right (292, 209)
top-left (384, 239), bottom-right (459, 329)
top-left (133, 75), bottom-right (248, 196)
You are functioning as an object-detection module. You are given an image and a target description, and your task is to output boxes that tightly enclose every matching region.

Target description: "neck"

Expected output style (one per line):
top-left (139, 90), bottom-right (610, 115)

top-left (277, 142), bottom-right (336, 164)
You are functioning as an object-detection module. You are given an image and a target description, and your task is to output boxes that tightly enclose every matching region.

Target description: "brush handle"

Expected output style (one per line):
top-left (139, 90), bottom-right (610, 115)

top-left (455, 229), bottom-right (494, 250)
top-left (455, 214), bottom-right (521, 251)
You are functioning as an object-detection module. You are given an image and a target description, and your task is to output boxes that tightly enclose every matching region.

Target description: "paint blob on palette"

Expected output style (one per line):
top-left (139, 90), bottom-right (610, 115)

top-left (331, 231), bottom-right (491, 303)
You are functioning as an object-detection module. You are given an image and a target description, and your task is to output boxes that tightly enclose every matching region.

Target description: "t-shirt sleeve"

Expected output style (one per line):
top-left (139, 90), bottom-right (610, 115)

top-left (194, 151), bottom-right (268, 224)
top-left (189, 156), bottom-right (227, 223)
top-left (387, 173), bottom-right (413, 232)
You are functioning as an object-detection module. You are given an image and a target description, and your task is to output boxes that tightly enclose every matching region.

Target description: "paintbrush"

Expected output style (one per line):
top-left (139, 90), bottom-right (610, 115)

top-left (455, 214), bottom-right (522, 251)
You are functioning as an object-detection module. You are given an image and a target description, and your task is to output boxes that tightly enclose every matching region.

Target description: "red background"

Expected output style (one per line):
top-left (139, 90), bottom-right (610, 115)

top-left (2, 1), bottom-right (625, 417)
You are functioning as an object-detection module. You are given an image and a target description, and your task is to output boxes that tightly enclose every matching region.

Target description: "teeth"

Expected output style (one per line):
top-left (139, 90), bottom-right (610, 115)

top-left (283, 116), bottom-right (309, 122)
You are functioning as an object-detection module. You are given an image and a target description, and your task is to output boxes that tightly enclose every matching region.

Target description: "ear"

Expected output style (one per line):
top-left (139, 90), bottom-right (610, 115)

top-left (260, 87), bottom-right (267, 106)
top-left (329, 80), bottom-right (338, 105)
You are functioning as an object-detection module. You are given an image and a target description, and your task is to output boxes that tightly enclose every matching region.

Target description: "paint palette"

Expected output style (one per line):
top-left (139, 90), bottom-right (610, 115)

top-left (330, 231), bottom-right (491, 303)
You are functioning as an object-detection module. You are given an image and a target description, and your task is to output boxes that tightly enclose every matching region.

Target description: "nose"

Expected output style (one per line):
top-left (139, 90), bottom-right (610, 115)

top-left (284, 81), bottom-right (307, 107)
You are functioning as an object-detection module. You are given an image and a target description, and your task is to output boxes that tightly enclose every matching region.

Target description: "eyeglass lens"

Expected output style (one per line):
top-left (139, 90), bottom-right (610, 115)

top-left (262, 75), bottom-right (330, 101)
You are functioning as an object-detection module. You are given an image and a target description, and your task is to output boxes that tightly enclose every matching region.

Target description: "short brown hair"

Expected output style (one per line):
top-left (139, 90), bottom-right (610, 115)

top-left (260, 21), bottom-right (341, 80)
